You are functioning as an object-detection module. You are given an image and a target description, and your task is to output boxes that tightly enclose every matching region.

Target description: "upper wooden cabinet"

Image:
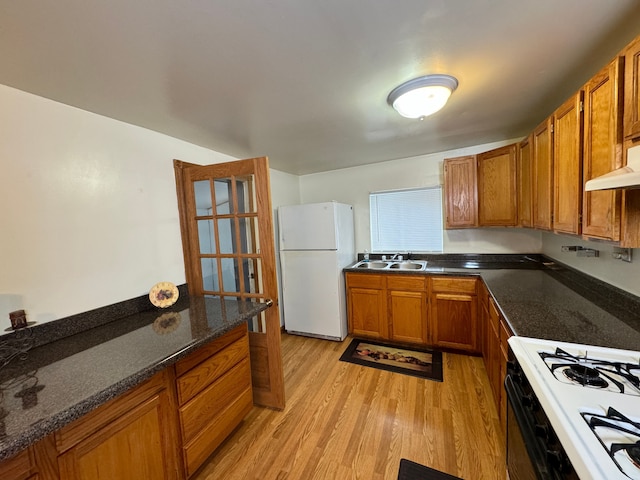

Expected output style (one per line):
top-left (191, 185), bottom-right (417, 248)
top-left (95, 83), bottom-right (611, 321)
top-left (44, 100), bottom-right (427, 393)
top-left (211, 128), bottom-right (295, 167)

top-left (518, 135), bottom-right (533, 228)
top-left (477, 144), bottom-right (518, 226)
top-left (582, 57), bottom-right (624, 242)
top-left (553, 91), bottom-right (584, 235)
top-left (440, 32), bottom-right (640, 246)
top-left (443, 155), bottom-right (478, 228)
top-left (532, 117), bottom-right (554, 230)
top-left (624, 35), bottom-right (640, 141)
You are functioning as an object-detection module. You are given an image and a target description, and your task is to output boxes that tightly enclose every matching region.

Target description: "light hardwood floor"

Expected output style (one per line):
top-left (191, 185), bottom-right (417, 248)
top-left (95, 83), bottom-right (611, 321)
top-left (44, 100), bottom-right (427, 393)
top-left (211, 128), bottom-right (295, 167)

top-left (193, 334), bottom-right (507, 480)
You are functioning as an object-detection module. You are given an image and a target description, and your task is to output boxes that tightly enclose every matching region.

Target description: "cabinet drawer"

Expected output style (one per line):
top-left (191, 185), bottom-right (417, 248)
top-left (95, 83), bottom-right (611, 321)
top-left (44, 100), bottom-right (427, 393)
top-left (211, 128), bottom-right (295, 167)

top-left (183, 387), bottom-right (253, 477)
top-left (431, 276), bottom-right (477, 294)
top-left (179, 358), bottom-right (251, 444)
top-left (175, 324), bottom-right (247, 377)
top-left (177, 335), bottom-right (249, 405)
top-left (346, 272), bottom-right (384, 289)
top-left (386, 275), bottom-right (427, 291)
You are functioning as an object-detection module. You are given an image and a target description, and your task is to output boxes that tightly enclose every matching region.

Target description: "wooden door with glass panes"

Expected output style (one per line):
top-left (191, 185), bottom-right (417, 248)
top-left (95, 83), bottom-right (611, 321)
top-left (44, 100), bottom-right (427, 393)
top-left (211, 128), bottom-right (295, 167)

top-left (174, 157), bottom-right (284, 410)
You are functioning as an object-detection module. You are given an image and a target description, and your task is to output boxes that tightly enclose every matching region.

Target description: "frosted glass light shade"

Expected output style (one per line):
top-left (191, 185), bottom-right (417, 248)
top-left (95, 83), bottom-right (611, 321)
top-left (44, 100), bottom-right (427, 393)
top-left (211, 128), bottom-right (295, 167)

top-left (388, 74), bottom-right (458, 119)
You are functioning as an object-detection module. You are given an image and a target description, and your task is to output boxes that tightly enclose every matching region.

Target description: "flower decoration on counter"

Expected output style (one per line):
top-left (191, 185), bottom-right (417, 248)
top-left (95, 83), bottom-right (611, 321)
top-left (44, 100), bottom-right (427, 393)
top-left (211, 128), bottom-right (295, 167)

top-left (149, 282), bottom-right (179, 308)
top-left (152, 312), bottom-right (182, 335)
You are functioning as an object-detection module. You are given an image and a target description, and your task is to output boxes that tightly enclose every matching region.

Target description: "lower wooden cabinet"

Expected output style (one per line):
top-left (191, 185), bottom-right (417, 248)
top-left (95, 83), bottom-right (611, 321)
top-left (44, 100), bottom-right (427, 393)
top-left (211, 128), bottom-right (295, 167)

top-left (486, 296), bottom-right (512, 432)
top-left (430, 277), bottom-right (479, 353)
top-left (174, 325), bottom-right (252, 477)
top-left (346, 272), bottom-right (479, 352)
top-left (346, 273), bottom-right (388, 340)
top-left (388, 276), bottom-right (428, 345)
top-left (346, 272), bottom-right (427, 346)
top-left (498, 317), bottom-right (513, 429)
top-left (0, 324), bottom-right (253, 480)
top-left (56, 370), bottom-right (182, 480)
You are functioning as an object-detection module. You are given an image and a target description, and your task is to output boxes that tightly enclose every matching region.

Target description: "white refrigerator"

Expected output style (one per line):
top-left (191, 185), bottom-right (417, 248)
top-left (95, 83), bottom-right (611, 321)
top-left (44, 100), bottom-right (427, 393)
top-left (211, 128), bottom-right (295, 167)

top-left (278, 202), bottom-right (355, 341)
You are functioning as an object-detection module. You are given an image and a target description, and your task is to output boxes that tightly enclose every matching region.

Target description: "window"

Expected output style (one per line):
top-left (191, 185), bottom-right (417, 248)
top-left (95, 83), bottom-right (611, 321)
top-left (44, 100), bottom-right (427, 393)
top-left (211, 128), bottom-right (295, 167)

top-left (370, 186), bottom-right (443, 252)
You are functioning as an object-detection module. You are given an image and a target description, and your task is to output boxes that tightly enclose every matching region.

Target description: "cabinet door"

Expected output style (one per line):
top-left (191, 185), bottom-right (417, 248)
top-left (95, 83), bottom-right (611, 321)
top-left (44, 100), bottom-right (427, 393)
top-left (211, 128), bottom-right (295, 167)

top-left (478, 281), bottom-right (490, 361)
top-left (346, 273), bottom-right (388, 340)
top-left (582, 57), bottom-right (623, 241)
top-left (443, 155), bottom-right (478, 228)
top-left (487, 299), bottom-right (501, 405)
top-left (388, 276), bottom-right (428, 345)
top-left (553, 91), bottom-right (584, 235)
top-left (621, 187), bottom-right (640, 247)
top-left (430, 277), bottom-right (478, 352)
top-left (477, 144), bottom-right (518, 226)
top-left (624, 35), bottom-right (640, 141)
top-left (57, 376), bottom-right (181, 480)
top-left (518, 136), bottom-right (533, 228)
top-left (499, 319), bottom-right (513, 431)
top-left (532, 117), bottom-right (554, 230)
top-left (431, 291), bottom-right (478, 353)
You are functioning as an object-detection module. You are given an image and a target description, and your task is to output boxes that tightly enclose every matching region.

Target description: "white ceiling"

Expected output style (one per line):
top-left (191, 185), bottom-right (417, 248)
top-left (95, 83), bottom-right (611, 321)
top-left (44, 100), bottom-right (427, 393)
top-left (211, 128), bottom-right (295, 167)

top-left (2, 1), bottom-right (640, 175)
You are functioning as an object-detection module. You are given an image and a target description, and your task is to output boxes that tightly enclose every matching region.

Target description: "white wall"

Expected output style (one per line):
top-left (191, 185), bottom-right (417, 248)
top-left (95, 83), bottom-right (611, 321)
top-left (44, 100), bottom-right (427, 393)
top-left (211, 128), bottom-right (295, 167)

top-left (268, 169), bottom-right (301, 324)
top-left (541, 232), bottom-right (640, 297)
top-left (299, 141), bottom-right (543, 255)
top-left (0, 85), bottom-right (299, 330)
top-left (12, 81), bottom-right (634, 331)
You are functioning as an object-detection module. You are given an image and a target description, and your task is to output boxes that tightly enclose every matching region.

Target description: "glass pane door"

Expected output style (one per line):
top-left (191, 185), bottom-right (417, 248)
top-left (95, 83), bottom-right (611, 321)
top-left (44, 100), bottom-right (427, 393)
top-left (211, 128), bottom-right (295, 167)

top-left (175, 157), bottom-right (284, 409)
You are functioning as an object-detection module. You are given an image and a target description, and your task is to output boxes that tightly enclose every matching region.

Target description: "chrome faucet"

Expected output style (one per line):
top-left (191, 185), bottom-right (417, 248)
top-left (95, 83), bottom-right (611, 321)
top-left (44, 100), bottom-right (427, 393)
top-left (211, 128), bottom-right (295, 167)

top-left (390, 253), bottom-right (403, 261)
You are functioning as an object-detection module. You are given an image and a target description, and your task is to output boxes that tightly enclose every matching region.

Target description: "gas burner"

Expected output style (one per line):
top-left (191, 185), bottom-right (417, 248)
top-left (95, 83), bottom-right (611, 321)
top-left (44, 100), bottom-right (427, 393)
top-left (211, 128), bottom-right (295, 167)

top-left (563, 364), bottom-right (608, 388)
top-left (582, 407), bottom-right (640, 479)
top-left (539, 348), bottom-right (640, 396)
top-left (616, 443), bottom-right (640, 470)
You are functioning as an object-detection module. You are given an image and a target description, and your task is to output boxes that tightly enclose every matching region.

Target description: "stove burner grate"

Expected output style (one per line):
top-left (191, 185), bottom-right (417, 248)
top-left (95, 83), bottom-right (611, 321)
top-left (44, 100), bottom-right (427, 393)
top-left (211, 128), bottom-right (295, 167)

top-left (582, 407), bottom-right (640, 479)
top-left (540, 348), bottom-right (640, 395)
top-left (563, 364), bottom-right (608, 388)
top-left (619, 444), bottom-right (640, 470)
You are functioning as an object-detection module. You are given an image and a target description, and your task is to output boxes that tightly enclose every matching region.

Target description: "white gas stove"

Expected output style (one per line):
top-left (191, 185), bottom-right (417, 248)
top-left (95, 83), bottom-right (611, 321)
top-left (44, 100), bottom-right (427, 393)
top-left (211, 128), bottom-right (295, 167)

top-left (508, 336), bottom-right (640, 480)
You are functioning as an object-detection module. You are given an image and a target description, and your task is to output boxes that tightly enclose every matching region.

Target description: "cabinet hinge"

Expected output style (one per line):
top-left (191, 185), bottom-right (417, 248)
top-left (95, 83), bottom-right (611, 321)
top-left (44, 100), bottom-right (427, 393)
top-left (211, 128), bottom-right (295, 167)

top-left (579, 101), bottom-right (584, 112)
top-left (550, 123), bottom-right (554, 134)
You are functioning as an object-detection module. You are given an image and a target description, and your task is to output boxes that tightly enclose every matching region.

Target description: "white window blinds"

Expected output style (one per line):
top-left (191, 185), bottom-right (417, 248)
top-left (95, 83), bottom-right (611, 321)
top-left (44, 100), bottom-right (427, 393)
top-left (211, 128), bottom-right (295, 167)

top-left (370, 186), bottom-right (443, 252)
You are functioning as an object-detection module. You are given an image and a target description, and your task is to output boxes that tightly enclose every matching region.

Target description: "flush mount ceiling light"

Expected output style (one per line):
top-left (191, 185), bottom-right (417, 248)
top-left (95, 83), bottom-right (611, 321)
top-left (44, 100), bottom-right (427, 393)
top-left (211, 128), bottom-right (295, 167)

top-left (387, 74), bottom-right (458, 119)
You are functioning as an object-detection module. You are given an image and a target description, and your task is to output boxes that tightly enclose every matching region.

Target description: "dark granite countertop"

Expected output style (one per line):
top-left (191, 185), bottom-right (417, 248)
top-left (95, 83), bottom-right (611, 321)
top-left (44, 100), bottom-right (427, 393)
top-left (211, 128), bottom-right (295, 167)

top-left (0, 295), bottom-right (268, 461)
top-left (344, 254), bottom-right (640, 351)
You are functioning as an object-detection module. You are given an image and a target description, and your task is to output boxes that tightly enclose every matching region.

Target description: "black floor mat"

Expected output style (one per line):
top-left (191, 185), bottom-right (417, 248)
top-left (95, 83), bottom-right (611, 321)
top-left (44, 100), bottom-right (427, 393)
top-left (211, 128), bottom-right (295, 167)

top-left (397, 459), bottom-right (462, 480)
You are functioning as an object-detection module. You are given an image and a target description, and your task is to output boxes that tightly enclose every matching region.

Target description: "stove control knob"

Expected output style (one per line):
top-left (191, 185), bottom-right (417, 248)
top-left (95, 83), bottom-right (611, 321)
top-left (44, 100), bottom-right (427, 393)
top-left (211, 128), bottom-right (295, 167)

top-left (535, 423), bottom-right (549, 440)
top-left (546, 449), bottom-right (563, 468)
top-left (521, 394), bottom-right (537, 410)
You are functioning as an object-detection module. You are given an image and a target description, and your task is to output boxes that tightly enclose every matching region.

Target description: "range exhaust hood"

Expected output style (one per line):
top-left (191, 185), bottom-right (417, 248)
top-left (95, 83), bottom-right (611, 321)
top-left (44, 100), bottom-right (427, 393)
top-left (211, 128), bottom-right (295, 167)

top-left (585, 145), bottom-right (640, 191)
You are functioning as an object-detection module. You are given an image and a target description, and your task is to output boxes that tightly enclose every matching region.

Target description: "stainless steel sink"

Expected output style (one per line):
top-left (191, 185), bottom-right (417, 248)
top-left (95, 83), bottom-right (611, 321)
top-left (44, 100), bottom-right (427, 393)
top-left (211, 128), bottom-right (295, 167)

top-left (353, 260), bottom-right (427, 271)
top-left (356, 261), bottom-right (389, 269)
top-left (389, 261), bottom-right (424, 270)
